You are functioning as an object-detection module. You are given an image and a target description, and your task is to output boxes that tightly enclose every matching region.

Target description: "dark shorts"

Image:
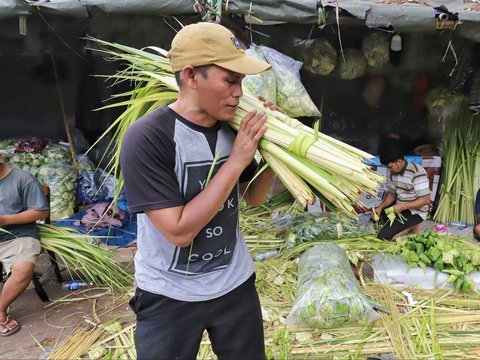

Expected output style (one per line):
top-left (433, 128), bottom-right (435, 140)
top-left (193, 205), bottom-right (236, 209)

top-left (377, 210), bottom-right (423, 241)
top-left (129, 273), bottom-right (265, 360)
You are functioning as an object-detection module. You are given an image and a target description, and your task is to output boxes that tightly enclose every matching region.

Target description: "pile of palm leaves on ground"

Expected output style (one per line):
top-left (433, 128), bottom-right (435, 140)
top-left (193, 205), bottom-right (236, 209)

top-left (88, 37), bottom-right (383, 216)
top-left (48, 252), bottom-right (480, 359)
top-left (39, 224), bottom-right (133, 292)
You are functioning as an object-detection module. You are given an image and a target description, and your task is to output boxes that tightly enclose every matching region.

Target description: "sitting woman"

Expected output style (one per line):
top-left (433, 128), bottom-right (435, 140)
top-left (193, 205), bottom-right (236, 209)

top-left (475, 189), bottom-right (480, 241)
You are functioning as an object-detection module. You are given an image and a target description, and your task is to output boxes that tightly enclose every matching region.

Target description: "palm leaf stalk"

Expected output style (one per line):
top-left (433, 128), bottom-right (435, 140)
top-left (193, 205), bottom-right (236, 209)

top-left (88, 38), bottom-right (383, 215)
top-left (39, 224), bottom-right (133, 292)
top-left (434, 102), bottom-right (480, 224)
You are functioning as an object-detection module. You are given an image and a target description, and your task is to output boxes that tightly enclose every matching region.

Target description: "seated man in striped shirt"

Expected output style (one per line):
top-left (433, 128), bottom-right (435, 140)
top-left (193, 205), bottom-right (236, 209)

top-left (372, 143), bottom-right (431, 240)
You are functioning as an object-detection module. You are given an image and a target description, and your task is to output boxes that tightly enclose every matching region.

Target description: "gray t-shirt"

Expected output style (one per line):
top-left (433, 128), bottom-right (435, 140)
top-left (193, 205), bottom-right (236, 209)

top-left (0, 167), bottom-right (49, 242)
top-left (120, 106), bottom-right (257, 302)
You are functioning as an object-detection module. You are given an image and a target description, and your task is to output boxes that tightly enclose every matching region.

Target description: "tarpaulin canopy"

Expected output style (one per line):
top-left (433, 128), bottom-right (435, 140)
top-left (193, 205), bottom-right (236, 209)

top-left (2, 1), bottom-right (480, 41)
top-left (226, 0), bottom-right (480, 41)
top-left (0, 0), bottom-right (196, 18)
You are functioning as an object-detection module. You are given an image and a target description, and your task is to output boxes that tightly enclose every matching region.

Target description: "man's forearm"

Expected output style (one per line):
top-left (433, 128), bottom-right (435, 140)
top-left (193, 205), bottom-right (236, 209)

top-left (0, 209), bottom-right (49, 227)
top-left (146, 158), bottom-right (247, 248)
top-left (378, 192), bottom-right (396, 211)
top-left (397, 195), bottom-right (430, 212)
top-left (241, 166), bottom-right (276, 207)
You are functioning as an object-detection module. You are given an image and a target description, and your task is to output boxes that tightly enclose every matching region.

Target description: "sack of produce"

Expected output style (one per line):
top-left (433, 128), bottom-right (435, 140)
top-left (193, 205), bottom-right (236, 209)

top-left (9, 152), bottom-right (45, 177)
top-left (295, 38), bottom-right (337, 75)
top-left (338, 49), bottom-right (367, 80)
top-left (0, 139), bottom-right (21, 163)
top-left (38, 162), bottom-right (77, 221)
top-left (259, 45), bottom-right (321, 118)
top-left (287, 243), bottom-right (380, 328)
top-left (361, 33), bottom-right (390, 68)
top-left (289, 212), bottom-right (375, 244)
top-left (42, 144), bottom-right (72, 164)
top-left (243, 45), bottom-right (277, 102)
top-left (424, 87), bottom-right (467, 119)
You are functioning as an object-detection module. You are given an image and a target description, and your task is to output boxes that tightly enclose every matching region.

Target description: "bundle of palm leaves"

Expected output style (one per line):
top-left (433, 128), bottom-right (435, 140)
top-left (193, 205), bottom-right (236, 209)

top-left (89, 37), bottom-right (383, 215)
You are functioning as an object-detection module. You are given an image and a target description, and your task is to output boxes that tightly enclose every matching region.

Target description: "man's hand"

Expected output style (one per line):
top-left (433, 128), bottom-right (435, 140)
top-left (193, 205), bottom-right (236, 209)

top-left (371, 207), bottom-right (382, 221)
top-left (0, 215), bottom-right (7, 228)
top-left (392, 204), bottom-right (404, 214)
top-left (259, 96), bottom-right (283, 113)
top-left (230, 110), bottom-right (267, 169)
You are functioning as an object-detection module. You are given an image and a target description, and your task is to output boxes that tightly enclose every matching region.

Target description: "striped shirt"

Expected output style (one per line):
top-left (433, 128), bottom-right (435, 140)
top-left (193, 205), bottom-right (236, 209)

top-left (387, 161), bottom-right (430, 219)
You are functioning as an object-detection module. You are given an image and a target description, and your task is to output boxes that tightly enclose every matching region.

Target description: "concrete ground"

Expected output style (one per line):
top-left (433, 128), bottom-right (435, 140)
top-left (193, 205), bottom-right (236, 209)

top-left (0, 246), bottom-right (136, 360)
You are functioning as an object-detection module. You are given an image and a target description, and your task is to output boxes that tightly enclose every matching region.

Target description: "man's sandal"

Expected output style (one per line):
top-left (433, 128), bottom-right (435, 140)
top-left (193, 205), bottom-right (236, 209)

top-left (0, 315), bottom-right (20, 337)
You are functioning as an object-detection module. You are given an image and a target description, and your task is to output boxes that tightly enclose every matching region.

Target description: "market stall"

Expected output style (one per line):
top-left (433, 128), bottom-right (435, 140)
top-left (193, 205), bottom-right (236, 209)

top-left (1, 1), bottom-right (480, 359)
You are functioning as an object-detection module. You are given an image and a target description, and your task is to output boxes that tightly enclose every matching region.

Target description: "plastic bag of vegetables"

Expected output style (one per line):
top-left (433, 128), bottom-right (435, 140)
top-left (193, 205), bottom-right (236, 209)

top-left (295, 38), bottom-right (337, 75)
top-left (38, 162), bottom-right (78, 221)
top-left (286, 243), bottom-right (380, 328)
top-left (9, 152), bottom-right (44, 177)
top-left (243, 45), bottom-right (277, 102)
top-left (42, 144), bottom-right (72, 164)
top-left (361, 33), bottom-right (390, 68)
top-left (259, 45), bottom-right (321, 118)
top-left (0, 138), bottom-right (20, 163)
top-left (289, 212), bottom-right (375, 244)
top-left (338, 49), bottom-right (367, 80)
top-left (424, 87), bottom-right (467, 119)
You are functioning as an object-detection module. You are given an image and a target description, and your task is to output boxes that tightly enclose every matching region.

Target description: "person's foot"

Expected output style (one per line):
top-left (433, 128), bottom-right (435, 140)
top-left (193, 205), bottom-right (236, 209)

top-left (0, 315), bottom-right (20, 336)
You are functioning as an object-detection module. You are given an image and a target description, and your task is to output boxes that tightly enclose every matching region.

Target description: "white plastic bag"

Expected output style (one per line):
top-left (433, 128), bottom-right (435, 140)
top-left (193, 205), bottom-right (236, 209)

top-left (259, 45), bottom-right (320, 118)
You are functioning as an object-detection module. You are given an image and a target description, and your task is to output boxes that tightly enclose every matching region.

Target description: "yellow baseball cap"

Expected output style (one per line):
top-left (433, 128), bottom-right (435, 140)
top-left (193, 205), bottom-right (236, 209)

top-left (167, 22), bottom-right (271, 75)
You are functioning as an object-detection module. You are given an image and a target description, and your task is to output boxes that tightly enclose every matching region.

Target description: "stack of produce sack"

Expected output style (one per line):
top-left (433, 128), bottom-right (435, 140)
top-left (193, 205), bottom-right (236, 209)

top-left (0, 137), bottom-right (77, 221)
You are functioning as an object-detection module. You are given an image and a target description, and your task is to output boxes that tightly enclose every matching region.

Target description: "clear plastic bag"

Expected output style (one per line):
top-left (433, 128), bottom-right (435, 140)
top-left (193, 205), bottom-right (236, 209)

top-left (289, 212), bottom-right (375, 244)
top-left (361, 33), bottom-right (390, 68)
top-left (77, 168), bottom-right (118, 204)
top-left (243, 45), bottom-right (277, 102)
top-left (295, 38), bottom-right (337, 75)
top-left (337, 49), bottom-right (367, 80)
top-left (37, 162), bottom-right (78, 221)
top-left (259, 45), bottom-right (320, 118)
top-left (287, 243), bottom-right (380, 328)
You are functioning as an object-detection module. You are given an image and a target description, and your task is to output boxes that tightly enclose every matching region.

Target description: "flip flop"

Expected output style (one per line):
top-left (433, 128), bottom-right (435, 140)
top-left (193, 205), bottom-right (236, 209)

top-left (0, 315), bottom-right (21, 337)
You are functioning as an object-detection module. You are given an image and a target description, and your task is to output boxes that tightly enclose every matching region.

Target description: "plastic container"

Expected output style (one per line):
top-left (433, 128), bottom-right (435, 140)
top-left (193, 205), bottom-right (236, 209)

top-left (253, 250), bottom-right (278, 262)
top-left (61, 280), bottom-right (93, 291)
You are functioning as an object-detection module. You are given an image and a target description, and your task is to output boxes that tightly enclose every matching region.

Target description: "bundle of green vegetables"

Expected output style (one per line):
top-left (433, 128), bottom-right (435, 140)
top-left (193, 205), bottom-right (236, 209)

top-left (286, 243), bottom-right (381, 328)
top-left (393, 229), bottom-right (480, 292)
top-left (89, 37), bottom-right (383, 216)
